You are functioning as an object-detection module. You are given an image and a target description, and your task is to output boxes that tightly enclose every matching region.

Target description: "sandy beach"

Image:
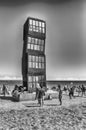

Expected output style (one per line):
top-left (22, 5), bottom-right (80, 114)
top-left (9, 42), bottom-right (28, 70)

top-left (0, 94), bottom-right (85, 130)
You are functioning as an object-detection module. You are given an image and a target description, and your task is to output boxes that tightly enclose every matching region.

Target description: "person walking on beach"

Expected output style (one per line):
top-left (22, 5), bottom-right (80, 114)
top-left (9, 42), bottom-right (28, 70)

top-left (58, 84), bottom-right (62, 105)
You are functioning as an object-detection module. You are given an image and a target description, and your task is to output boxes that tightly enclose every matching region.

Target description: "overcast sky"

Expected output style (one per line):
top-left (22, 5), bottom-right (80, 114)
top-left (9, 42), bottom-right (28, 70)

top-left (0, 0), bottom-right (86, 80)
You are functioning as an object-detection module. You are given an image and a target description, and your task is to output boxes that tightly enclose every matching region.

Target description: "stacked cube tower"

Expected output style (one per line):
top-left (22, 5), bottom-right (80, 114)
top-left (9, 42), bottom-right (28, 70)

top-left (22, 17), bottom-right (46, 91)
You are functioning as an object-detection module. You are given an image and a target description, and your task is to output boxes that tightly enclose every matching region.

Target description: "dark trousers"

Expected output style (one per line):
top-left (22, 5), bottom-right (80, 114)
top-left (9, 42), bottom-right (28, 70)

top-left (69, 92), bottom-right (74, 99)
top-left (82, 91), bottom-right (85, 96)
top-left (59, 97), bottom-right (62, 105)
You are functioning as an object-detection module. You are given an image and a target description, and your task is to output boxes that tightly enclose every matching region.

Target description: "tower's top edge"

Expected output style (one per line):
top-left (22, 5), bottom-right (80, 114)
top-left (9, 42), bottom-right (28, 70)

top-left (26, 17), bottom-right (46, 23)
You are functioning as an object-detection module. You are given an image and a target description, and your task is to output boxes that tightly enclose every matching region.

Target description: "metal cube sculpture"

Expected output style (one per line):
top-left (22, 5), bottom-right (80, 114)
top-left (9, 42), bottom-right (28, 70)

top-left (22, 17), bottom-right (46, 91)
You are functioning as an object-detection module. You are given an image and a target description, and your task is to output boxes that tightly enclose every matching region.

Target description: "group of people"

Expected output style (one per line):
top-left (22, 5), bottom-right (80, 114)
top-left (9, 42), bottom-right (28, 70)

top-left (55, 83), bottom-right (86, 106)
top-left (0, 83), bottom-right (62, 106)
top-left (1, 83), bottom-right (86, 107)
top-left (35, 83), bottom-right (63, 106)
top-left (77, 84), bottom-right (86, 97)
top-left (1, 84), bottom-right (24, 97)
top-left (63, 84), bottom-right (86, 98)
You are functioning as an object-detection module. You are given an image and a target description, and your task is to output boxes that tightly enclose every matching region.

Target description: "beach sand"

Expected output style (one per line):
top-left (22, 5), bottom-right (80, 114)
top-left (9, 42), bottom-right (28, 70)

top-left (0, 94), bottom-right (86, 129)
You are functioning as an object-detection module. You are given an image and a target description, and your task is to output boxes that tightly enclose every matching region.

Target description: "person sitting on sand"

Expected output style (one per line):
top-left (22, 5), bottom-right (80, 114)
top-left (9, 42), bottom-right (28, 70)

top-left (12, 85), bottom-right (18, 95)
top-left (18, 85), bottom-right (24, 93)
top-left (11, 85), bottom-right (20, 101)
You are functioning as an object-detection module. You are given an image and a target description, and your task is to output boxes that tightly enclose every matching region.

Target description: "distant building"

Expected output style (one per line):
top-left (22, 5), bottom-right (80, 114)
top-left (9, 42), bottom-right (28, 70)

top-left (22, 17), bottom-right (46, 91)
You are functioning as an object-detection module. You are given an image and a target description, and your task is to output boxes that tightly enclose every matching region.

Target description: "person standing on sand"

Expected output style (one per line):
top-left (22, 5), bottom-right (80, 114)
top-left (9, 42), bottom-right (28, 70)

top-left (71, 86), bottom-right (75, 97)
top-left (2, 84), bottom-right (9, 96)
top-left (78, 85), bottom-right (81, 97)
top-left (2, 84), bottom-right (6, 96)
top-left (81, 84), bottom-right (85, 96)
top-left (69, 87), bottom-right (72, 99)
top-left (35, 83), bottom-right (41, 100)
top-left (68, 82), bottom-right (74, 99)
top-left (63, 85), bottom-right (67, 95)
top-left (58, 84), bottom-right (62, 105)
top-left (37, 82), bottom-right (45, 107)
top-left (69, 86), bottom-right (74, 99)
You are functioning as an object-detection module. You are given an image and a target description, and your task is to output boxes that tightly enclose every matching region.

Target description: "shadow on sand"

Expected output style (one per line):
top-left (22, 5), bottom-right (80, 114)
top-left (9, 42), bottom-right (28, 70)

top-left (0, 95), bottom-right (13, 101)
top-left (23, 103), bottom-right (60, 107)
top-left (45, 104), bottom-right (60, 106)
top-left (23, 103), bottom-right (40, 107)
